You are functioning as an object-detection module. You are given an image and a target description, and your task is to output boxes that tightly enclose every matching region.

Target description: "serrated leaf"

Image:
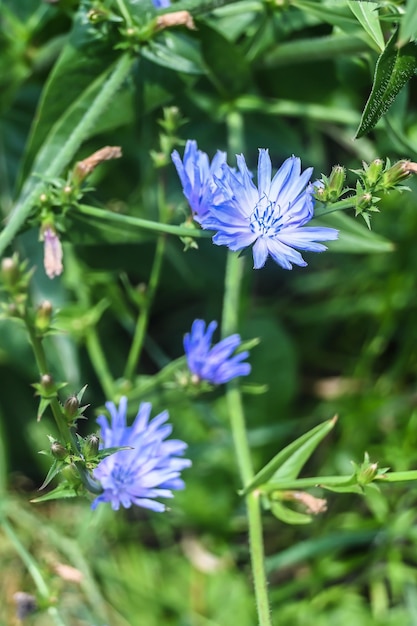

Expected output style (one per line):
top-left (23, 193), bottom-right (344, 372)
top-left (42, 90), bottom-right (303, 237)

top-left (242, 417), bottom-right (337, 494)
top-left (313, 211), bottom-right (394, 253)
top-left (398, 0), bottom-right (417, 47)
top-left (348, 1), bottom-right (384, 52)
top-left (355, 30), bottom-right (417, 138)
top-left (270, 501), bottom-right (312, 525)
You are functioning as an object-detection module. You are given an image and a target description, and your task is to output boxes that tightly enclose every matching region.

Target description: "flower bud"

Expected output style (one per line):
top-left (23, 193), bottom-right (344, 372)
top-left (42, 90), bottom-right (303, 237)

top-left (51, 440), bottom-right (68, 459)
top-left (327, 165), bottom-right (346, 201)
top-left (356, 453), bottom-right (379, 485)
top-left (1, 256), bottom-right (20, 288)
top-left (382, 160), bottom-right (411, 189)
top-left (64, 394), bottom-right (79, 419)
top-left (41, 225), bottom-right (63, 279)
top-left (365, 159), bottom-right (384, 186)
top-left (35, 300), bottom-right (53, 332)
top-left (40, 374), bottom-right (54, 391)
top-left (13, 592), bottom-right (37, 621)
top-left (83, 434), bottom-right (100, 458)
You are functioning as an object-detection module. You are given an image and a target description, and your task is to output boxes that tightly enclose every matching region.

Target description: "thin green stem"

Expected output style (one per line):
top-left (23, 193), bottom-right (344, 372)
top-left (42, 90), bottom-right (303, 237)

top-left (76, 203), bottom-right (212, 238)
top-left (314, 197), bottom-right (356, 218)
top-left (1, 518), bottom-right (67, 626)
top-left (85, 329), bottom-right (115, 400)
top-left (223, 111), bottom-right (272, 626)
top-left (222, 252), bottom-right (272, 626)
top-left (124, 234), bottom-right (166, 381)
top-left (23, 307), bottom-right (102, 493)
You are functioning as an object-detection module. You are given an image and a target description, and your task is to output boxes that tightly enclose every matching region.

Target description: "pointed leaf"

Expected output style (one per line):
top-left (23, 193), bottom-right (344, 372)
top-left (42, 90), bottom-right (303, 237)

top-left (313, 211), bottom-right (393, 254)
top-left (38, 459), bottom-right (64, 491)
top-left (242, 417), bottom-right (337, 494)
top-left (398, 0), bottom-right (417, 47)
top-left (31, 483), bottom-right (79, 503)
top-left (355, 30), bottom-right (417, 138)
top-left (348, 1), bottom-right (384, 52)
top-left (270, 502), bottom-right (313, 525)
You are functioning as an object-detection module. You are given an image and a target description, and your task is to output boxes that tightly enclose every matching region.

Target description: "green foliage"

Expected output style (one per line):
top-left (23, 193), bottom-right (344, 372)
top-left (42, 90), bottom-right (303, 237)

top-left (1, 0), bottom-right (417, 624)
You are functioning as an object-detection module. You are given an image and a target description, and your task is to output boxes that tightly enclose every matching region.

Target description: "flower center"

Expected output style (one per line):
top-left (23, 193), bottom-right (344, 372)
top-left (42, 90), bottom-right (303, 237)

top-left (250, 196), bottom-right (282, 237)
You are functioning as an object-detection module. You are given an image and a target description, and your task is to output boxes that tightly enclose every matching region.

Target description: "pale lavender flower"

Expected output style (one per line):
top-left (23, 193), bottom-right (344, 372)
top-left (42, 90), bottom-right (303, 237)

top-left (184, 319), bottom-right (251, 385)
top-left (171, 140), bottom-right (227, 222)
top-left (42, 226), bottom-right (63, 279)
top-left (202, 150), bottom-right (338, 270)
top-left (92, 397), bottom-right (191, 512)
top-left (153, 0), bottom-right (171, 7)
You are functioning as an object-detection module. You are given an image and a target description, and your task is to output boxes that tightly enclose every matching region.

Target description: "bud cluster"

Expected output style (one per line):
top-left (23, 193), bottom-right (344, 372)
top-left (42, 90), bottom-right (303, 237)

top-left (316, 159), bottom-right (415, 228)
top-left (151, 107), bottom-right (186, 169)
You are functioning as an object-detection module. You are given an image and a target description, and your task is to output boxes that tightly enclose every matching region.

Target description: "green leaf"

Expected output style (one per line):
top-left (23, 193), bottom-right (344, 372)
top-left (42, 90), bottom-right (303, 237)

top-left (38, 459), bottom-right (64, 491)
top-left (196, 20), bottom-right (251, 97)
top-left (398, 0), bottom-right (417, 47)
top-left (18, 6), bottom-right (120, 185)
top-left (31, 482), bottom-right (79, 503)
top-left (141, 32), bottom-right (205, 74)
top-left (347, 1), bottom-right (384, 52)
top-left (242, 417), bottom-right (337, 494)
top-left (313, 211), bottom-right (394, 254)
top-left (355, 30), bottom-right (417, 138)
top-left (0, 54), bottom-right (133, 257)
top-left (270, 501), bottom-right (312, 525)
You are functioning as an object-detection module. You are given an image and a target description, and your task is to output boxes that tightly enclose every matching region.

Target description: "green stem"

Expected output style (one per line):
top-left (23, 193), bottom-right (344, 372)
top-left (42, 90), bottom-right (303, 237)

top-left (85, 328), bottom-right (115, 400)
top-left (124, 234), bottom-right (166, 381)
top-left (23, 309), bottom-right (102, 493)
top-left (222, 253), bottom-right (272, 626)
top-left (0, 54), bottom-right (133, 256)
top-left (314, 197), bottom-right (356, 218)
top-left (1, 518), bottom-right (67, 626)
top-left (76, 203), bottom-right (212, 238)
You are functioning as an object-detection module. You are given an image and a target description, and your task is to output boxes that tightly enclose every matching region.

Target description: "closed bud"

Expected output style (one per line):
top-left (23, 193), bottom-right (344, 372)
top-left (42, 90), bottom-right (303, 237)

top-left (382, 160), bottom-right (410, 189)
top-left (366, 159), bottom-right (384, 186)
top-left (83, 434), bottom-right (100, 458)
top-left (1, 256), bottom-right (20, 287)
top-left (13, 592), bottom-right (37, 621)
top-left (327, 165), bottom-right (346, 201)
top-left (64, 394), bottom-right (79, 419)
top-left (51, 440), bottom-right (68, 459)
top-left (40, 374), bottom-right (54, 391)
top-left (35, 300), bottom-right (53, 332)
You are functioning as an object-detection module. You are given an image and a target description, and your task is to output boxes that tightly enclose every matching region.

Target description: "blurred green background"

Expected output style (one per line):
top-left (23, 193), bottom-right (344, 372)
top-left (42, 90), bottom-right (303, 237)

top-left (2, 0), bottom-right (417, 624)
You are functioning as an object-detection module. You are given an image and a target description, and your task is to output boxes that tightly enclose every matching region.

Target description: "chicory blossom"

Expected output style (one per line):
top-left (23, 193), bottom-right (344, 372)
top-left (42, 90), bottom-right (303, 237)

top-left (152, 0), bottom-right (171, 7)
top-left (92, 397), bottom-right (191, 512)
top-left (184, 319), bottom-right (251, 385)
top-left (202, 149), bottom-right (338, 270)
top-left (171, 140), bottom-right (227, 222)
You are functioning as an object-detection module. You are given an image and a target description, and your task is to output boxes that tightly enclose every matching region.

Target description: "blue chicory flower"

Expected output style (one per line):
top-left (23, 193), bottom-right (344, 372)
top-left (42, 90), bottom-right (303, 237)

top-left (92, 397), bottom-right (191, 512)
top-left (152, 0), bottom-right (171, 8)
top-left (171, 140), bottom-right (227, 222)
top-left (201, 149), bottom-right (339, 270)
top-left (184, 319), bottom-right (251, 385)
